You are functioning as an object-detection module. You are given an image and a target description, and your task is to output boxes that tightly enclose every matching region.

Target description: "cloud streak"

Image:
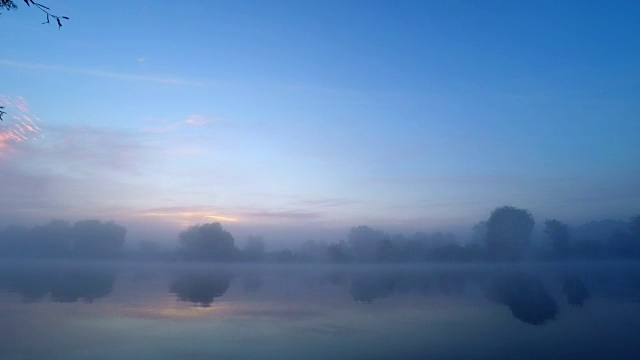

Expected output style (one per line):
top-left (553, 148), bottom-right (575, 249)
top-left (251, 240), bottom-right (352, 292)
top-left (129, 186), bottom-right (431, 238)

top-left (137, 206), bottom-right (325, 227)
top-left (0, 59), bottom-right (207, 86)
top-left (143, 114), bottom-right (214, 134)
top-left (0, 96), bottom-right (41, 158)
top-left (139, 207), bottom-right (240, 224)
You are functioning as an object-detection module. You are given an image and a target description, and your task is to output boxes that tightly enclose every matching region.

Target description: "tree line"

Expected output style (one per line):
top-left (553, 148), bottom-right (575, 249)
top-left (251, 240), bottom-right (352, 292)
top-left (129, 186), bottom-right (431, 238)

top-left (0, 220), bottom-right (125, 259)
top-left (1, 207), bottom-right (639, 262)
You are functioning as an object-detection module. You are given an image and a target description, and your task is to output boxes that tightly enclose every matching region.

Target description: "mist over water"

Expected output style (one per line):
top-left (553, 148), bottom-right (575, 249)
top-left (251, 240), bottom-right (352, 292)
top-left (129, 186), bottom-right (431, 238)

top-left (2, 1), bottom-right (640, 359)
top-left (1, 261), bottom-right (639, 359)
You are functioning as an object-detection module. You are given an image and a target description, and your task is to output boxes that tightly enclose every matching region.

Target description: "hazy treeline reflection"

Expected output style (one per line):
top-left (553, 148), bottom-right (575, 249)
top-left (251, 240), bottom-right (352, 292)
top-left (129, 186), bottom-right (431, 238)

top-left (170, 270), bottom-right (232, 307)
top-left (0, 263), bottom-right (115, 303)
top-left (3, 263), bottom-right (639, 326)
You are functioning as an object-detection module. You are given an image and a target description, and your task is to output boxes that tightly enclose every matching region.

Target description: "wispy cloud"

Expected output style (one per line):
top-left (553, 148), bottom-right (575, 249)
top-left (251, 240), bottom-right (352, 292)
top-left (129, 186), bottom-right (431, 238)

top-left (0, 96), bottom-right (41, 158)
top-left (0, 59), bottom-right (207, 86)
top-left (137, 207), bottom-right (240, 229)
top-left (296, 198), bottom-right (359, 208)
top-left (243, 210), bottom-right (323, 221)
top-left (143, 114), bottom-right (214, 134)
top-left (137, 206), bottom-right (325, 227)
top-left (21, 124), bottom-right (151, 176)
top-left (0, 59), bottom-right (419, 98)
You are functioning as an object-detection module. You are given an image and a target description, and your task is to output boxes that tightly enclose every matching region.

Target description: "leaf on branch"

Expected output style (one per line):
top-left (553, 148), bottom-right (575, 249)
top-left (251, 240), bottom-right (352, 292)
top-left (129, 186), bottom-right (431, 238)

top-left (23, 0), bottom-right (30, 6)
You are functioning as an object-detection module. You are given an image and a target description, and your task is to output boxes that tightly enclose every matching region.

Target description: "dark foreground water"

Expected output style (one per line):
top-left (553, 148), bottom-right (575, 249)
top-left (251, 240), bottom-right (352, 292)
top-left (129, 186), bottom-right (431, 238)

top-left (1, 262), bottom-right (639, 360)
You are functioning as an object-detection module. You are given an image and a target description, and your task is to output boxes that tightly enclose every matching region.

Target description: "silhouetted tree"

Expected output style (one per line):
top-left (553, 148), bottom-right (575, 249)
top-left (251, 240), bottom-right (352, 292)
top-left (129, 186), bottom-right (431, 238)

top-left (398, 232), bottom-right (428, 262)
top-left (573, 219), bottom-right (628, 243)
top-left (375, 238), bottom-right (400, 263)
top-left (178, 222), bottom-right (236, 261)
top-left (276, 249), bottom-right (296, 263)
top-left (31, 219), bottom-right (71, 257)
top-left (71, 220), bottom-right (126, 258)
top-left (572, 239), bottom-right (607, 259)
top-left (609, 229), bottom-right (640, 258)
top-left (327, 241), bottom-right (351, 263)
top-left (297, 239), bottom-right (328, 262)
top-left (428, 243), bottom-right (475, 262)
top-left (348, 225), bottom-right (386, 262)
top-left (544, 219), bottom-right (570, 258)
top-left (0, 0), bottom-right (17, 12)
top-left (0, 225), bottom-right (30, 257)
top-left (485, 206), bottom-right (535, 261)
top-left (243, 236), bottom-right (266, 262)
top-left (471, 221), bottom-right (488, 243)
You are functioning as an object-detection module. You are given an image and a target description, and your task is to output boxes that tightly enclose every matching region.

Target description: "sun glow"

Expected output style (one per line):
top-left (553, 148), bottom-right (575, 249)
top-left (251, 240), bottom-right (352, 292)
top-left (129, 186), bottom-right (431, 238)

top-left (120, 300), bottom-right (237, 320)
top-left (140, 208), bottom-right (240, 225)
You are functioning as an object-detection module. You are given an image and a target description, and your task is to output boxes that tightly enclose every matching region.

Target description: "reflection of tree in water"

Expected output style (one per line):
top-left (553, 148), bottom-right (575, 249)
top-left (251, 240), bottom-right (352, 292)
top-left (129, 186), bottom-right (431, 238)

top-left (170, 271), bottom-right (232, 307)
top-left (3, 268), bottom-right (58, 302)
top-left (394, 272), bottom-right (430, 295)
top-left (343, 270), bottom-right (469, 303)
top-left (563, 277), bottom-right (590, 307)
top-left (348, 269), bottom-right (470, 303)
top-left (241, 272), bottom-right (262, 292)
top-left (437, 273), bottom-right (467, 295)
top-left (350, 272), bottom-right (397, 303)
top-left (0, 266), bottom-right (115, 303)
top-left (489, 273), bottom-right (558, 325)
top-left (51, 270), bottom-right (115, 303)
top-left (327, 271), bottom-right (349, 287)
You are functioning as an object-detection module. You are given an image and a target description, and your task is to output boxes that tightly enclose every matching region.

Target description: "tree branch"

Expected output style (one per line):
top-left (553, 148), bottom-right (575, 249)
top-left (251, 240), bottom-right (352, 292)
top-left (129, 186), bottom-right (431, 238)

top-left (23, 0), bottom-right (68, 28)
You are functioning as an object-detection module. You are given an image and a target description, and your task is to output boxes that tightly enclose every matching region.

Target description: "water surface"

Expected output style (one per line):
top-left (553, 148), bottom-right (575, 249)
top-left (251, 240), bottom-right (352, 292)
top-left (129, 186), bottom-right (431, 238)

top-left (1, 262), bottom-right (639, 359)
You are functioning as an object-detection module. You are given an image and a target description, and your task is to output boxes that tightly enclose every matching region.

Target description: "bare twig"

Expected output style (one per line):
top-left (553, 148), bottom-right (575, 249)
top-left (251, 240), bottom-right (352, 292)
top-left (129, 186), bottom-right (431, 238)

top-left (23, 0), bottom-right (68, 28)
top-left (0, 106), bottom-right (6, 121)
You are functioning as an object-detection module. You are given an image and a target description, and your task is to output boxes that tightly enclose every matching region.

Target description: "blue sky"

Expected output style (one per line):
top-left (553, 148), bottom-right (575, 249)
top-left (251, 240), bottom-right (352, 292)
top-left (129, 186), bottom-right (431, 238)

top-left (1, 0), bottom-right (639, 244)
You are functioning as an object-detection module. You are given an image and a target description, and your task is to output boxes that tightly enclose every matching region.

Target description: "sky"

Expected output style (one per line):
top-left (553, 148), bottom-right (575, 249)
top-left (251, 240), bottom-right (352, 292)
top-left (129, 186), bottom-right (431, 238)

top-left (1, 0), bottom-right (639, 245)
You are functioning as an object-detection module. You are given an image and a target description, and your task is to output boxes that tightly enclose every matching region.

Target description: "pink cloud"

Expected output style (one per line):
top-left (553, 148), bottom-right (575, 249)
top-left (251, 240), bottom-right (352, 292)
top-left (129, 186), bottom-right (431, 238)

top-left (0, 96), bottom-right (41, 158)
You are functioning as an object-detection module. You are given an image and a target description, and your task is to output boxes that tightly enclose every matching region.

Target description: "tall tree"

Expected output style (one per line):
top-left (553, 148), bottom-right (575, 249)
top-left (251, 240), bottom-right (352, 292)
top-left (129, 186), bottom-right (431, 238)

top-left (347, 225), bottom-right (386, 262)
top-left (178, 223), bottom-right (236, 261)
top-left (485, 206), bottom-right (535, 261)
top-left (70, 220), bottom-right (126, 258)
top-left (544, 219), bottom-right (570, 258)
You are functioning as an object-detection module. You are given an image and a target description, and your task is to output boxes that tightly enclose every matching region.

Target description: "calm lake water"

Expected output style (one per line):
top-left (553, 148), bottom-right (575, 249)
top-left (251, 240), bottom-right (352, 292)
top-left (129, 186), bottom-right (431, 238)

top-left (1, 262), bottom-right (639, 359)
